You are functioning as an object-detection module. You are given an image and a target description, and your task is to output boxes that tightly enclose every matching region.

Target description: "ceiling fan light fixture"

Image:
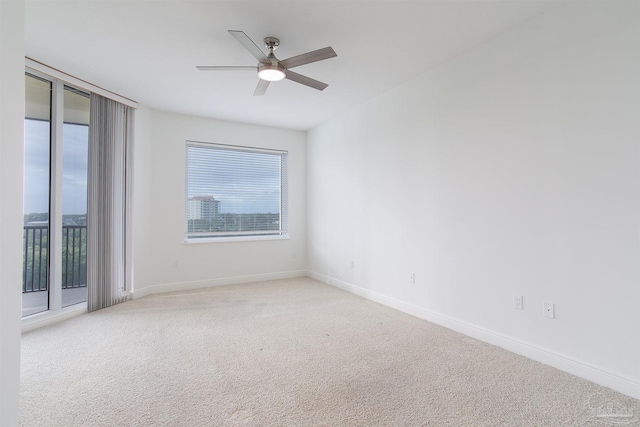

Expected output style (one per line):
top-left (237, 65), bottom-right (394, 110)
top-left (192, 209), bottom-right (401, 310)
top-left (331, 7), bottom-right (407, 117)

top-left (258, 64), bottom-right (286, 81)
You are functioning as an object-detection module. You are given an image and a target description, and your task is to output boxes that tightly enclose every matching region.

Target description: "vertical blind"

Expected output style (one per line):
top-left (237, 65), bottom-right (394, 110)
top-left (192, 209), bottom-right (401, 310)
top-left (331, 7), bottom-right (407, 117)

top-left (185, 142), bottom-right (288, 240)
top-left (87, 93), bottom-right (133, 311)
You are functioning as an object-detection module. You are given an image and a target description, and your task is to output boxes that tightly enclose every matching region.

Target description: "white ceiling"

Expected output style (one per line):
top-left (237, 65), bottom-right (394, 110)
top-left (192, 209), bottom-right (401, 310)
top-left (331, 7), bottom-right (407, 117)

top-left (25, 1), bottom-right (557, 131)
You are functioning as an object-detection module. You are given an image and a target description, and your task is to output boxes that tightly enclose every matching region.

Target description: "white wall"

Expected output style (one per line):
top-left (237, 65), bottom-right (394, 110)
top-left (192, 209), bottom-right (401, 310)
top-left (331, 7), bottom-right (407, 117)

top-left (132, 109), bottom-right (307, 297)
top-left (0, 1), bottom-right (25, 425)
top-left (132, 105), bottom-right (154, 295)
top-left (307, 2), bottom-right (640, 398)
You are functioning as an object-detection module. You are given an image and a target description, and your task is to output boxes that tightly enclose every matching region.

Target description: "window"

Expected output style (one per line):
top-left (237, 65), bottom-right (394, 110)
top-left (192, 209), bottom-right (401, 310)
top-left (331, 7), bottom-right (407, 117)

top-left (185, 141), bottom-right (288, 241)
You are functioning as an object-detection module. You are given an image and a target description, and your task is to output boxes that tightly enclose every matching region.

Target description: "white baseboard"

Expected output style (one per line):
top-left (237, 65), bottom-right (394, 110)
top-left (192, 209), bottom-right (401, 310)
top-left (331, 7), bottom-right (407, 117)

top-left (307, 270), bottom-right (640, 400)
top-left (131, 270), bottom-right (307, 300)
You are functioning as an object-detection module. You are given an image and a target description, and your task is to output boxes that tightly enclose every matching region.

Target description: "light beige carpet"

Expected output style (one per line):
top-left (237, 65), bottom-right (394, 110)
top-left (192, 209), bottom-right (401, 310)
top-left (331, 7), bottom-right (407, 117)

top-left (20, 277), bottom-right (640, 426)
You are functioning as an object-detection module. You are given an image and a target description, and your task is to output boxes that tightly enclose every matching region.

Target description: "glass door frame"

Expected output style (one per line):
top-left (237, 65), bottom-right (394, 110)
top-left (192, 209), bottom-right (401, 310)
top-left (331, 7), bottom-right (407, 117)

top-left (23, 68), bottom-right (88, 323)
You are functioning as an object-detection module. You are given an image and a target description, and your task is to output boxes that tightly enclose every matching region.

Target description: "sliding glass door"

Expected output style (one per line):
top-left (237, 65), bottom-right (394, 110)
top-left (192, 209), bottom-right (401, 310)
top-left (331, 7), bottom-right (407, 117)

top-left (23, 73), bottom-right (90, 317)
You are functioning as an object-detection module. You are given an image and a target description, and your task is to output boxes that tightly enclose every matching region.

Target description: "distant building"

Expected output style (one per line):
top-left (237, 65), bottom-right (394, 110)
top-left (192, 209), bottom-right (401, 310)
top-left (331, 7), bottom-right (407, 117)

top-left (188, 196), bottom-right (220, 220)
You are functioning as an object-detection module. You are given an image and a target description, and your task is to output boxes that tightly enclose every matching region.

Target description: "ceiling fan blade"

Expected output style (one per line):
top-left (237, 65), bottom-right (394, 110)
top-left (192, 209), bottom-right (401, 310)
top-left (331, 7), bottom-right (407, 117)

top-left (253, 79), bottom-right (270, 96)
top-left (279, 47), bottom-right (336, 69)
top-left (285, 70), bottom-right (329, 91)
top-left (228, 30), bottom-right (270, 65)
top-left (196, 66), bottom-right (257, 71)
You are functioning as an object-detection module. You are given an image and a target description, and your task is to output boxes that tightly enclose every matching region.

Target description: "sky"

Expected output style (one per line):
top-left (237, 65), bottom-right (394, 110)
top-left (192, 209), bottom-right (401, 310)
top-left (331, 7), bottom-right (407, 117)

top-left (23, 120), bottom-right (88, 215)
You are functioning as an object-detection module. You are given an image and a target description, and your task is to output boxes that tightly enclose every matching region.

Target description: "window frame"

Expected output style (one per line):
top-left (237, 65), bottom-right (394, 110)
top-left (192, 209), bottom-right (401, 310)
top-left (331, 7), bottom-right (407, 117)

top-left (184, 140), bottom-right (289, 244)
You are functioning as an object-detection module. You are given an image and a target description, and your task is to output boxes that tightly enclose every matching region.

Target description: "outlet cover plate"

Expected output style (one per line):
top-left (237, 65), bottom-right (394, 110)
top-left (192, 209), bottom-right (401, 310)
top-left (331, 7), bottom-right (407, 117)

top-left (543, 302), bottom-right (555, 319)
top-left (513, 295), bottom-right (523, 310)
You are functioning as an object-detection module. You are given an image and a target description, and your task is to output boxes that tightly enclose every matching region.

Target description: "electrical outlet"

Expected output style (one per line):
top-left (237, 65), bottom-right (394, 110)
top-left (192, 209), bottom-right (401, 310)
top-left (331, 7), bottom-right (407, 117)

top-left (513, 294), bottom-right (523, 310)
top-left (350, 260), bottom-right (355, 269)
top-left (543, 302), bottom-right (555, 319)
top-left (409, 273), bottom-right (415, 284)
top-left (173, 260), bottom-right (179, 268)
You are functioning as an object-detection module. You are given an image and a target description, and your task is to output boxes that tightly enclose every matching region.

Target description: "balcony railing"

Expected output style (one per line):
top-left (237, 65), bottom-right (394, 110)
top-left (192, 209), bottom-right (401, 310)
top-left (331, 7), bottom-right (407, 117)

top-left (23, 225), bottom-right (87, 293)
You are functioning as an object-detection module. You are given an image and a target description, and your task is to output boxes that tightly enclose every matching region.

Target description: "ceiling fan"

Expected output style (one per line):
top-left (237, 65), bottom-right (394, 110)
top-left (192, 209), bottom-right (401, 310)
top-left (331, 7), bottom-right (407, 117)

top-left (197, 30), bottom-right (337, 96)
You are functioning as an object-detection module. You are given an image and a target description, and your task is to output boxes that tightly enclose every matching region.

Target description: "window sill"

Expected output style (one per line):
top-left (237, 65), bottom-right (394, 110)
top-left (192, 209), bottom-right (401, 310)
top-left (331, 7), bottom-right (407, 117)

top-left (184, 233), bottom-right (290, 244)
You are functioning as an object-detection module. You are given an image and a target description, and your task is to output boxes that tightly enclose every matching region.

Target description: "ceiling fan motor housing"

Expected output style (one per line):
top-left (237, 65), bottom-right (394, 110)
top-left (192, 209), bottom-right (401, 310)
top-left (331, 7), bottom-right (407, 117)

top-left (258, 37), bottom-right (286, 81)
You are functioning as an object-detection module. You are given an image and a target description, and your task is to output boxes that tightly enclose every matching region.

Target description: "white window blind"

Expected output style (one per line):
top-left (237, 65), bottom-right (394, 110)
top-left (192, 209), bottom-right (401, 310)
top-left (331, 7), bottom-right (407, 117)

top-left (185, 141), bottom-right (288, 241)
